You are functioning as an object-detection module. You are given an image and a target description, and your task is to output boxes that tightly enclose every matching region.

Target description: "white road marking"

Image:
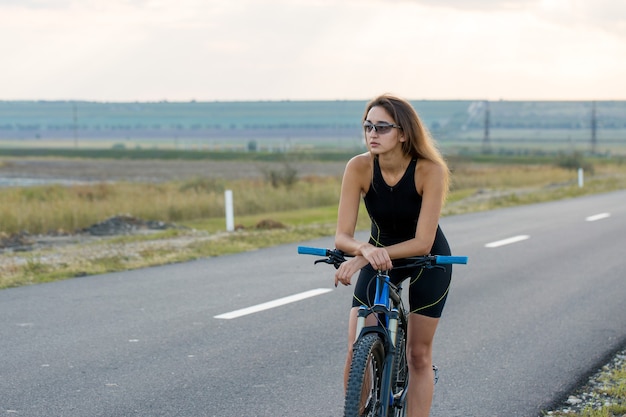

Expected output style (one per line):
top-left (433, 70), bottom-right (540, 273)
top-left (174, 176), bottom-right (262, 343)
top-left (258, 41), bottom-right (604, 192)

top-left (586, 213), bottom-right (611, 222)
top-left (485, 235), bottom-right (530, 248)
top-left (214, 288), bottom-right (332, 320)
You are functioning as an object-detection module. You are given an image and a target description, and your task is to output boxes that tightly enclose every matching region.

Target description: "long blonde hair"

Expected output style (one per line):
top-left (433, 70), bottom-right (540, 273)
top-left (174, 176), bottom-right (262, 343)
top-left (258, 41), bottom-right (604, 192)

top-left (363, 94), bottom-right (450, 199)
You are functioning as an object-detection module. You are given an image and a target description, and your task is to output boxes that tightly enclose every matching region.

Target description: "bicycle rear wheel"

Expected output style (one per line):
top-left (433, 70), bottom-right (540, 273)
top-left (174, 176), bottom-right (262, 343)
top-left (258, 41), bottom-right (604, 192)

top-left (391, 327), bottom-right (408, 417)
top-left (344, 333), bottom-right (385, 417)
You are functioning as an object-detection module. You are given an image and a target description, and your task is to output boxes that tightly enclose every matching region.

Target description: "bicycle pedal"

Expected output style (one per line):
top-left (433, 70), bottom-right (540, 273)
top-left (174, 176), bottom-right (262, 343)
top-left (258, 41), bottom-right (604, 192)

top-left (393, 389), bottom-right (404, 401)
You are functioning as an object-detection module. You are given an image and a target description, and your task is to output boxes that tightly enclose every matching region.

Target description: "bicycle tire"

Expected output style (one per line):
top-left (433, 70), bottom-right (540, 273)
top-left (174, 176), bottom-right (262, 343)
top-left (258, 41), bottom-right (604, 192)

top-left (391, 327), bottom-right (408, 417)
top-left (344, 333), bottom-right (385, 417)
top-left (392, 327), bottom-right (408, 391)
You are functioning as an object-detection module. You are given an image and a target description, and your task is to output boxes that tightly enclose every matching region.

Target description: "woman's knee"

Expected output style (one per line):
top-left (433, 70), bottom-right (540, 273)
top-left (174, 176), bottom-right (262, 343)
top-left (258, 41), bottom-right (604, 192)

top-left (406, 313), bottom-right (439, 372)
top-left (406, 343), bottom-right (432, 372)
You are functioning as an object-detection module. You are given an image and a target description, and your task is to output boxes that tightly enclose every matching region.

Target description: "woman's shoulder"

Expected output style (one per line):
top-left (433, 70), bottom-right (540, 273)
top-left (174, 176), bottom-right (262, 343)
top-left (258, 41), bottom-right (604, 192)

top-left (414, 158), bottom-right (448, 196)
top-left (415, 158), bottom-right (445, 176)
top-left (343, 153), bottom-right (373, 192)
top-left (345, 152), bottom-right (373, 172)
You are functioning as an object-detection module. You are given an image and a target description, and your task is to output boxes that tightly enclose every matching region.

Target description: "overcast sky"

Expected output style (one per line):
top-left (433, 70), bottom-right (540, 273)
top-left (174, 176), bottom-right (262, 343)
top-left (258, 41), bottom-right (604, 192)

top-left (2, 0), bottom-right (625, 102)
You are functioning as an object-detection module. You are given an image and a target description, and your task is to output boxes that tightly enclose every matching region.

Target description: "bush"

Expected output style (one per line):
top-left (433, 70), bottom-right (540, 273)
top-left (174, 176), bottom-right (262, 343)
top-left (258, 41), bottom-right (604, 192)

top-left (262, 163), bottom-right (298, 188)
top-left (555, 151), bottom-right (595, 174)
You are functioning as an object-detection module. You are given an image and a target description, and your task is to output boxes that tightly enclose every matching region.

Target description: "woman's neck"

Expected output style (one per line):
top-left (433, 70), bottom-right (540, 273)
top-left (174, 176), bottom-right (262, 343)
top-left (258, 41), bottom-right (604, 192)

top-left (377, 151), bottom-right (410, 174)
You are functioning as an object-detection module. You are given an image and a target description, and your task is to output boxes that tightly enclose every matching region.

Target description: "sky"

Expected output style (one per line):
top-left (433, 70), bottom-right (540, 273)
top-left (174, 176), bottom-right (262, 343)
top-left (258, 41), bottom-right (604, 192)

top-left (2, 0), bottom-right (625, 102)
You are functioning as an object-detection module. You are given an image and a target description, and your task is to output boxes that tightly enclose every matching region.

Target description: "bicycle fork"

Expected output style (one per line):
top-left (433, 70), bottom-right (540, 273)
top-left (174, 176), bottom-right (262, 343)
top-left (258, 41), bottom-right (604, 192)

top-left (382, 311), bottom-right (400, 415)
top-left (354, 306), bottom-right (401, 416)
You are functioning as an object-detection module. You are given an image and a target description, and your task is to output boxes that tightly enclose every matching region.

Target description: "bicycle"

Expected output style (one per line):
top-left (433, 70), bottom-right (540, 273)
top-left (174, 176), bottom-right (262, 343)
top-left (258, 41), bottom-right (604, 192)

top-left (298, 246), bottom-right (468, 417)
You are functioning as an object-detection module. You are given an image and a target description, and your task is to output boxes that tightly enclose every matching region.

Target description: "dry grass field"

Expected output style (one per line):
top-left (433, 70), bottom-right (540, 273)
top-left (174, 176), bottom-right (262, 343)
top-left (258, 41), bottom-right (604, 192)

top-left (0, 157), bottom-right (347, 182)
top-left (1, 154), bottom-right (625, 290)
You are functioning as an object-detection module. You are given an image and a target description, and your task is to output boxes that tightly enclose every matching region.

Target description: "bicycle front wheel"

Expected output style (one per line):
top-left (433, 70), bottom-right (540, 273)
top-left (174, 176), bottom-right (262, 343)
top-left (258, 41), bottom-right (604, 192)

top-left (344, 333), bottom-right (385, 417)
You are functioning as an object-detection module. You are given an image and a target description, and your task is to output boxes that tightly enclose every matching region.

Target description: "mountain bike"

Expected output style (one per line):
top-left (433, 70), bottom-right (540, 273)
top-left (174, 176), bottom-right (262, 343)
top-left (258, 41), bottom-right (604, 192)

top-left (298, 246), bottom-right (468, 417)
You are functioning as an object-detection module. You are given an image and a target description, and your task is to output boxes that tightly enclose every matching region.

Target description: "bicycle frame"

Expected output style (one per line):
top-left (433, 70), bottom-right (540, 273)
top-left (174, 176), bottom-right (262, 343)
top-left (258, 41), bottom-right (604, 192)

top-left (354, 272), bottom-right (401, 341)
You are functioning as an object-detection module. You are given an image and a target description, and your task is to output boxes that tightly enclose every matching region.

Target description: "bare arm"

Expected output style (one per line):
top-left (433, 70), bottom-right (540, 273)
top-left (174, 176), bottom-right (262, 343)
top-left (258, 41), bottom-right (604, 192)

top-left (334, 155), bottom-right (394, 285)
top-left (334, 154), bottom-right (368, 255)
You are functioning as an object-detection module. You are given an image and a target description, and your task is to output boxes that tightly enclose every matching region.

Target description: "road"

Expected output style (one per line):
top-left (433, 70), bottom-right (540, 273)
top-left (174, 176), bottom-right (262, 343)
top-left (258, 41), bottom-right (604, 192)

top-left (1, 190), bottom-right (625, 417)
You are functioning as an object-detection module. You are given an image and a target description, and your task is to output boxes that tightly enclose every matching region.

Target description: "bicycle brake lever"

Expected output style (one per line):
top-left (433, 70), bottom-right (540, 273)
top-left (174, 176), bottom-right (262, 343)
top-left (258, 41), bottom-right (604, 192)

top-left (425, 265), bottom-right (446, 271)
top-left (313, 258), bottom-right (344, 270)
top-left (313, 251), bottom-right (346, 269)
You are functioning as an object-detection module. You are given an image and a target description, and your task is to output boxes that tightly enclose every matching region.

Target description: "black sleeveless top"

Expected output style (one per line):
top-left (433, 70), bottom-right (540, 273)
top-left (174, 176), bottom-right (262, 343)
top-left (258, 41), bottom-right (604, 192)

top-left (363, 157), bottom-right (450, 255)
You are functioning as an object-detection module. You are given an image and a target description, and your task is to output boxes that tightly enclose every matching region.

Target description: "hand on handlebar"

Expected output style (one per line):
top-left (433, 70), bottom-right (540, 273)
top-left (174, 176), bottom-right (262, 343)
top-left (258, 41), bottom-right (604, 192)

top-left (359, 244), bottom-right (393, 272)
top-left (334, 255), bottom-right (369, 287)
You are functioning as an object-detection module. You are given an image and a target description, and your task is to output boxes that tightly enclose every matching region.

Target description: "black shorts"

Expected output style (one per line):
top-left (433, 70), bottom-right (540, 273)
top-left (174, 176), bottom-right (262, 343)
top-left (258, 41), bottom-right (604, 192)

top-left (351, 262), bottom-right (452, 318)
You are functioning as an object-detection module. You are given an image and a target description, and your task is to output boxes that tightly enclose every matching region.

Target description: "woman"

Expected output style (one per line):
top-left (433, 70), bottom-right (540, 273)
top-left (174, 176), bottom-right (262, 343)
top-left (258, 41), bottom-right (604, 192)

top-left (334, 94), bottom-right (452, 417)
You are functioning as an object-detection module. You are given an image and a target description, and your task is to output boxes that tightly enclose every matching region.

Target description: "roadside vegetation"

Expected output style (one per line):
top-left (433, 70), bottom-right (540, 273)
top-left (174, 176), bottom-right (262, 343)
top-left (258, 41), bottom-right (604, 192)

top-left (545, 351), bottom-right (626, 417)
top-left (0, 174), bottom-right (338, 235)
top-left (1, 152), bottom-right (626, 290)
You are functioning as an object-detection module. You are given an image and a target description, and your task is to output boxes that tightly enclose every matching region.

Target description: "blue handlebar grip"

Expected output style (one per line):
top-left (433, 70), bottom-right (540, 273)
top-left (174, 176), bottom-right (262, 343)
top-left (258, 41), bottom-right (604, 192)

top-left (435, 255), bottom-right (468, 265)
top-left (297, 246), bottom-right (328, 256)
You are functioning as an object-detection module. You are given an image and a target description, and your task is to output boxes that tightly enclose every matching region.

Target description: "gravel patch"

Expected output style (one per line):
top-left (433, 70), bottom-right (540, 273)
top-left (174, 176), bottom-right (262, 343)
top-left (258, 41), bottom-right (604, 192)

top-left (0, 222), bottom-right (215, 277)
top-left (543, 347), bottom-right (626, 416)
top-left (0, 215), bottom-right (183, 252)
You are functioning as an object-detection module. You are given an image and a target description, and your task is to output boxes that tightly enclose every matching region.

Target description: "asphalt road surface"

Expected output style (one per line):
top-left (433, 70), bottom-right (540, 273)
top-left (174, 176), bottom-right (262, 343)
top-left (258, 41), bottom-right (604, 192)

top-left (2, 190), bottom-right (625, 417)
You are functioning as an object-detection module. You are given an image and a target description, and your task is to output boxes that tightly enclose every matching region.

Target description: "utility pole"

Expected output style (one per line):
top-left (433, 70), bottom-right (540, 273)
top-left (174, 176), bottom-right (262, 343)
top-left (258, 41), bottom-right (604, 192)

top-left (73, 102), bottom-right (78, 148)
top-left (482, 100), bottom-right (491, 154)
top-left (590, 101), bottom-right (597, 154)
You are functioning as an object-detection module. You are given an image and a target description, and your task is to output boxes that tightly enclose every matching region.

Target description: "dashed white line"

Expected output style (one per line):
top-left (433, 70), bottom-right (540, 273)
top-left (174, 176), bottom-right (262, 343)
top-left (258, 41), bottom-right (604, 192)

top-left (485, 235), bottom-right (530, 248)
top-left (214, 288), bottom-right (333, 320)
top-left (586, 213), bottom-right (611, 222)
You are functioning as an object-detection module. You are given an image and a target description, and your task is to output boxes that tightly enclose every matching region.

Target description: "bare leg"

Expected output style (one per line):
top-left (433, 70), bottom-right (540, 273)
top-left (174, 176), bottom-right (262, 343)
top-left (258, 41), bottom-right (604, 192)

top-left (406, 313), bottom-right (440, 417)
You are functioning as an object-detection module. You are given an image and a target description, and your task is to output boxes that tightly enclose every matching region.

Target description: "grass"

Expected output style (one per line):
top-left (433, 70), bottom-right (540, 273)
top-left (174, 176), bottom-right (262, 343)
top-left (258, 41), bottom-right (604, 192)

top-left (2, 158), bottom-right (626, 290)
top-left (0, 175), bottom-right (341, 235)
top-left (2, 155), bottom-right (623, 236)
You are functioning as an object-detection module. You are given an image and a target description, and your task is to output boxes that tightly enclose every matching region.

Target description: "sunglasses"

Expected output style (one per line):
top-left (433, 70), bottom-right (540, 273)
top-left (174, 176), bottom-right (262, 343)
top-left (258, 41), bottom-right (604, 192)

top-left (363, 121), bottom-right (402, 134)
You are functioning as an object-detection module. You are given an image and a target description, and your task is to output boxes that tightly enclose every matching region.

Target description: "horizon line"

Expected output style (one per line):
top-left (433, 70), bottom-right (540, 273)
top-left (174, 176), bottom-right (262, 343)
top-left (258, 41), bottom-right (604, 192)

top-left (2, 98), bottom-right (624, 104)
